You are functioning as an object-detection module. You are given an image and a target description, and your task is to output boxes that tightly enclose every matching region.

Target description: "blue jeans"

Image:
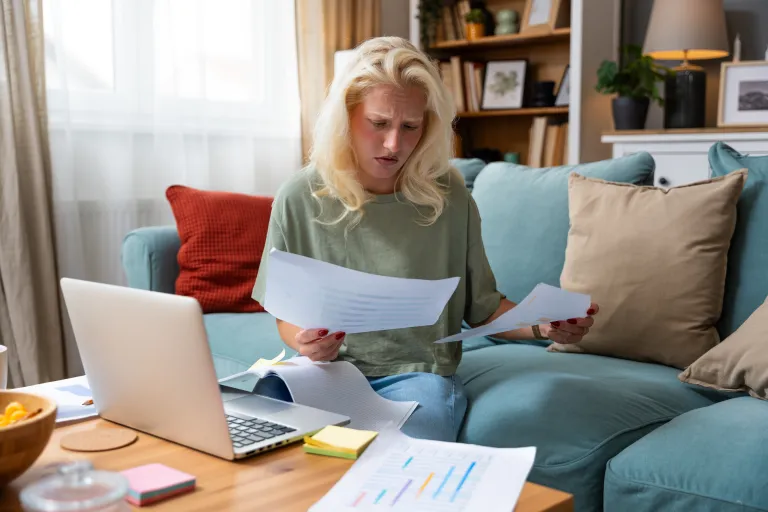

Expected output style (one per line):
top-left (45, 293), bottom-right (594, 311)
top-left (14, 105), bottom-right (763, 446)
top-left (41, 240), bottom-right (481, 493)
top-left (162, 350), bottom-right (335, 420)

top-left (369, 372), bottom-right (467, 442)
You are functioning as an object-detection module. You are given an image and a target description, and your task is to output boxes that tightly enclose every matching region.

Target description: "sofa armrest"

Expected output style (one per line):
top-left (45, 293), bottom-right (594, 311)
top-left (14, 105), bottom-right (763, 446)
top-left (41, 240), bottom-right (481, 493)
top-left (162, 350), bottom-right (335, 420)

top-left (121, 226), bottom-right (181, 293)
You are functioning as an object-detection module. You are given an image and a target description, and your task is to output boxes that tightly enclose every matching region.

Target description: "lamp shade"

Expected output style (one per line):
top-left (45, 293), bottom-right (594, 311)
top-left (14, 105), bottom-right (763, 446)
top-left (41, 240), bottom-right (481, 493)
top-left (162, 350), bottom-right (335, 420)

top-left (643, 0), bottom-right (729, 61)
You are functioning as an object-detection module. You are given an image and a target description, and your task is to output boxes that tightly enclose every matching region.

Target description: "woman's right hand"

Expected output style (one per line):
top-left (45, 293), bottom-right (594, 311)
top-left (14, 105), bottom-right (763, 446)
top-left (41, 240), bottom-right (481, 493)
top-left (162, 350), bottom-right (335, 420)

top-left (295, 328), bottom-right (346, 362)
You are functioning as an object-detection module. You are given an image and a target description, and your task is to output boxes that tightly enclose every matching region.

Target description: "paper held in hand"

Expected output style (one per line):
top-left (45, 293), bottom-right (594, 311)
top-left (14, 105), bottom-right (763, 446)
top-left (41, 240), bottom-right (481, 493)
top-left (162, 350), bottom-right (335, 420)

top-left (263, 248), bottom-right (460, 334)
top-left (434, 283), bottom-right (591, 343)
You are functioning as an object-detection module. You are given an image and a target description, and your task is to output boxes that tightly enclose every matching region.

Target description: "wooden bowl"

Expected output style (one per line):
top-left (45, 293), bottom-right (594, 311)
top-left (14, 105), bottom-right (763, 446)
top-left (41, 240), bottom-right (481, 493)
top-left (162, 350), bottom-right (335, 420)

top-left (0, 391), bottom-right (57, 488)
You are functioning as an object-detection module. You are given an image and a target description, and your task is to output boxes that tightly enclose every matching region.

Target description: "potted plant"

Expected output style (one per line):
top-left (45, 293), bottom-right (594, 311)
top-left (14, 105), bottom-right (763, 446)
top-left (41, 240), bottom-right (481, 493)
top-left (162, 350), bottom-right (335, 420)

top-left (595, 44), bottom-right (670, 130)
top-left (465, 8), bottom-right (486, 40)
top-left (417, 0), bottom-right (443, 49)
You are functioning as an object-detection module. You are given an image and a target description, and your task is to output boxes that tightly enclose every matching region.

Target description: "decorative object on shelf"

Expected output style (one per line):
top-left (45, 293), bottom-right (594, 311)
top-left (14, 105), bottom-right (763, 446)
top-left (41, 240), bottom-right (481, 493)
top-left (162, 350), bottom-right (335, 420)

top-left (555, 65), bottom-right (570, 106)
top-left (417, 0), bottom-right (443, 49)
top-left (464, 8), bottom-right (486, 40)
top-left (481, 60), bottom-right (528, 110)
top-left (504, 152), bottom-right (521, 163)
top-left (531, 81), bottom-right (556, 107)
top-left (521, 0), bottom-right (567, 34)
top-left (494, 9), bottom-right (519, 35)
top-left (733, 34), bottom-right (741, 63)
top-left (595, 44), bottom-right (669, 130)
top-left (717, 61), bottom-right (768, 128)
top-left (643, 0), bottom-right (729, 129)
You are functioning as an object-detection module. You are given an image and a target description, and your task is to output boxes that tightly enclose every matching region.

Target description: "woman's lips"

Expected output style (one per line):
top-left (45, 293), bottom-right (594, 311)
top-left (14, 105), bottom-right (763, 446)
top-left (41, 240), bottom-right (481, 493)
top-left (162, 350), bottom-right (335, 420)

top-left (375, 156), bottom-right (399, 167)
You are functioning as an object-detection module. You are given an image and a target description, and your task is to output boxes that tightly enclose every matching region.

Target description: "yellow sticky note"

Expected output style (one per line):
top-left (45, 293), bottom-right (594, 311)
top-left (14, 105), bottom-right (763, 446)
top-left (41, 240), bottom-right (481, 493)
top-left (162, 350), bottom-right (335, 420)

top-left (248, 348), bottom-right (287, 371)
top-left (305, 425), bottom-right (378, 455)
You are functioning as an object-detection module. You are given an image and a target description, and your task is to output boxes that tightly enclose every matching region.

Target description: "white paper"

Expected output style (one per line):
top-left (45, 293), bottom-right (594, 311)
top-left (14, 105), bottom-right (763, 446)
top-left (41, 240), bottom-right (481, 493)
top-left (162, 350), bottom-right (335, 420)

top-left (264, 248), bottom-right (460, 334)
top-left (309, 427), bottom-right (536, 512)
top-left (220, 357), bottom-right (417, 431)
top-left (435, 283), bottom-right (591, 343)
top-left (15, 375), bottom-right (97, 426)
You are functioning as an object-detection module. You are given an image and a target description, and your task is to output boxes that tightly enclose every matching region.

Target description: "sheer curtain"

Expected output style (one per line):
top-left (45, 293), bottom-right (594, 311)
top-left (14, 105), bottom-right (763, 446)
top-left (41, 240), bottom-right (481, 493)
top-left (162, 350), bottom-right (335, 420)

top-left (43, 0), bottom-right (302, 291)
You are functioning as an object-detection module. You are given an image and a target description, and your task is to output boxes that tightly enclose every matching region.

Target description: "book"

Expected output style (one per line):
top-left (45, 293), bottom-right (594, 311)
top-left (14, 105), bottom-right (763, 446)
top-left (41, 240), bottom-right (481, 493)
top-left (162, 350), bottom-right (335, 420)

top-left (218, 354), bottom-right (417, 432)
top-left (303, 425), bottom-right (378, 459)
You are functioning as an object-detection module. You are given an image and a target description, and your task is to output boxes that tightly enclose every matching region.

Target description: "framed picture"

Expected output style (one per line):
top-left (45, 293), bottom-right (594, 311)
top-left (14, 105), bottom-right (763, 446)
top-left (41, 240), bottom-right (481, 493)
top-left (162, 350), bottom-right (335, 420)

top-left (481, 60), bottom-right (528, 110)
top-left (521, 0), bottom-right (568, 34)
top-left (555, 65), bottom-right (570, 106)
top-left (718, 61), bottom-right (768, 128)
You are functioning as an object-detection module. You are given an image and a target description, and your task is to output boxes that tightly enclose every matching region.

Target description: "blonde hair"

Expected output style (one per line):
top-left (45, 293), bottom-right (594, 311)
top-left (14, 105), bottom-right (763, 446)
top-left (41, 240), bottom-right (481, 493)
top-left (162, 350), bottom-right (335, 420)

top-left (309, 36), bottom-right (458, 227)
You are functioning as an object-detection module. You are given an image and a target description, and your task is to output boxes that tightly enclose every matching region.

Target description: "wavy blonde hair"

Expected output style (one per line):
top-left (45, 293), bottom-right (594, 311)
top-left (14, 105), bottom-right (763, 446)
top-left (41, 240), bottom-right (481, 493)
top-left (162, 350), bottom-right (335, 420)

top-left (309, 36), bottom-right (458, 227)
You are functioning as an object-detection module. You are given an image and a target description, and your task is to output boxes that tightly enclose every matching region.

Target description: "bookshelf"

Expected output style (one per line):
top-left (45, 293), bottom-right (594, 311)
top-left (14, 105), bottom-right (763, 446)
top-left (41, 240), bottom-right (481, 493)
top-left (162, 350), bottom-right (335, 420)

top-left (413, 0), bottom-right (621, 166)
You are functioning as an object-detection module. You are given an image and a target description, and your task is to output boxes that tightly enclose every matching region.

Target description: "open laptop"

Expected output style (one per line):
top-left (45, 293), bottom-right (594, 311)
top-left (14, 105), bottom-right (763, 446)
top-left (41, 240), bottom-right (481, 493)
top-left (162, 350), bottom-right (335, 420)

top-left (59, 277), bottom-right (349, 461)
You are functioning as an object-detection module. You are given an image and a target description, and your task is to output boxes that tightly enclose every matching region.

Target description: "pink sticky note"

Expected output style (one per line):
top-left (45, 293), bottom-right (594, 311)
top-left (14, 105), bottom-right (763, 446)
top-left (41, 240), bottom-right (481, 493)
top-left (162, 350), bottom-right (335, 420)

top-left (121, 463), bottom-right (195, 495)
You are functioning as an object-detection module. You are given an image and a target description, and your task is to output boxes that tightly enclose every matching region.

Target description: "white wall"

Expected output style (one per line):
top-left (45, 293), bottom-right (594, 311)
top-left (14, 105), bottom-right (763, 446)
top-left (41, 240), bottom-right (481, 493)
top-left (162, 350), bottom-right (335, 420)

top-left (381, 0), bottom-right (411, 39)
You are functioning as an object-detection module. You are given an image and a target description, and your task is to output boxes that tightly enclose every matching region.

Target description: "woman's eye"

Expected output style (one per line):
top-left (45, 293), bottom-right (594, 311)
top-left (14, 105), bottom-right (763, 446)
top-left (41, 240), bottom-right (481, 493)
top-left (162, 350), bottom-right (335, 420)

top-left (403, 124), bottom-right (419, 131)
top-left (371, 121), bottom-right (387, 128)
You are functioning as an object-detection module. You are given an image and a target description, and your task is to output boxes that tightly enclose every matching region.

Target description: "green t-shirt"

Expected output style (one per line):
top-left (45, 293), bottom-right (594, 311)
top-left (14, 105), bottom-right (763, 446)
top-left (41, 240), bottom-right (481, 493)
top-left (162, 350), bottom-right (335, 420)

top-left (252, 168), bottom-right (502, 377)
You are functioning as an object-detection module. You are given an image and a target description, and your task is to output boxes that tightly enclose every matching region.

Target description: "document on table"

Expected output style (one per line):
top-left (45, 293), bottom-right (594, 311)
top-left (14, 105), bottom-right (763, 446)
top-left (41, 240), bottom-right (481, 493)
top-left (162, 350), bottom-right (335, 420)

top-left (16, 375), bottom-right (97, 426)
top-left (263, 248), bottom-right (460, 334)
top-left (309, 427), bottom-right (537, 512)
top-left (435, 283), bottom-right (591, 343)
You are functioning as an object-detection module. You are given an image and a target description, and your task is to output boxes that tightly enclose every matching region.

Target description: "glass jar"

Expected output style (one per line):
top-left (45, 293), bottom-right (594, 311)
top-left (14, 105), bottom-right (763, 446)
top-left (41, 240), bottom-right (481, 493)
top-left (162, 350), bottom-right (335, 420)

top-left (20, 460), bottom-right (129, 512)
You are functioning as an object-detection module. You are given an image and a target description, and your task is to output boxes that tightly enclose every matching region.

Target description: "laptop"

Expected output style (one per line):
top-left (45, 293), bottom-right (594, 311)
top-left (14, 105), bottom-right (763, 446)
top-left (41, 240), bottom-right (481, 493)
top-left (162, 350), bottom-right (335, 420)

top-left (59, 277), bottom-right (349, 461)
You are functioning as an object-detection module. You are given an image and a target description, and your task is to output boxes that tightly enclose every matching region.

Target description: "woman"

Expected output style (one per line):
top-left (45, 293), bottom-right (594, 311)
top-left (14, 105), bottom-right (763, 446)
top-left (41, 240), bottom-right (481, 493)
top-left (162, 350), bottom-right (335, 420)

top-left (252, 36), bottom-right (598, 442)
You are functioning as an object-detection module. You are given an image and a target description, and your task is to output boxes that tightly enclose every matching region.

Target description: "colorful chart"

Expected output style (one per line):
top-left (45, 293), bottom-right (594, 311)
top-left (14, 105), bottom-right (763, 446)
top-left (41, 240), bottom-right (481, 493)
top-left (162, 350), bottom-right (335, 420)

top-left (349, 443), bottom-right (491, 511)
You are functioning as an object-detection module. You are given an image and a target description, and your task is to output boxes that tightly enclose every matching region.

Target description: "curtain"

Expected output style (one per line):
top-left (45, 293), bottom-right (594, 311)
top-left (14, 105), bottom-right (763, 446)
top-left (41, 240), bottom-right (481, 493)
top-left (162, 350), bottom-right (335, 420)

top-left (0, 0), bottom-right (67, 386)
top-left (42, 0), bottom-right (302, 374)
top-left (295, 0), bottom-right (381, 159)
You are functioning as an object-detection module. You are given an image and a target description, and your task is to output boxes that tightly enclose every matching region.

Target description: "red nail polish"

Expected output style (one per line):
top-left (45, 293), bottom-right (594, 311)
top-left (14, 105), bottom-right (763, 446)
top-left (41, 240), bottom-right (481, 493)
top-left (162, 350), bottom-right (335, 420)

top-left (551, 321), bottom-right (560, 327)
top-left (587, 309), bottom-right (595, 315)
top-left (567, 319), bottom-right (577, 324)
top-left (318, 329), bottom-right (329, 337)
top-left (336, 332), bottom-right (345, 340)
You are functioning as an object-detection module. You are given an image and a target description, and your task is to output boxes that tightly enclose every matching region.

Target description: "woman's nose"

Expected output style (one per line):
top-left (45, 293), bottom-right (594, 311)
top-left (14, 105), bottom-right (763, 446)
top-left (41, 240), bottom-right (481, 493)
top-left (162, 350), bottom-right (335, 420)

top-left (383, 129), bottom-right (401, 153)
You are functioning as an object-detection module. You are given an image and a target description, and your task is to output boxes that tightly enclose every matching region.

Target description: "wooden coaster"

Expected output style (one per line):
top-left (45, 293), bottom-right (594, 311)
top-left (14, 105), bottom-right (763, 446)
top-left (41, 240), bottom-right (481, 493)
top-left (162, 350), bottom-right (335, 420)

top-left (60, 428), bottom-right (138, 452)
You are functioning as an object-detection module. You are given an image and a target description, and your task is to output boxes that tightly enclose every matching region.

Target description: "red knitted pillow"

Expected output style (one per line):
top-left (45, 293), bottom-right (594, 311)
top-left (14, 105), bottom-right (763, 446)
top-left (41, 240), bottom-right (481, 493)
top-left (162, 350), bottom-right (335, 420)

top-left (165, 185), bottom-right (272, 313)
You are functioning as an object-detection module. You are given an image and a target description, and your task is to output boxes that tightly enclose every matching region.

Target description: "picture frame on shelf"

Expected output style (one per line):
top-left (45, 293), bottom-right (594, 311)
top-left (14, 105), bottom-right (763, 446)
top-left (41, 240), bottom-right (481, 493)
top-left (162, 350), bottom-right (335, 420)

top-left (718, 61), bottom-right (768, 128)
top-left (481, 60), bottom-right (528, 110)
top-left (521, 0), bottom-right (568, 34)
top-left (555, 65), bottom-right (570, 106)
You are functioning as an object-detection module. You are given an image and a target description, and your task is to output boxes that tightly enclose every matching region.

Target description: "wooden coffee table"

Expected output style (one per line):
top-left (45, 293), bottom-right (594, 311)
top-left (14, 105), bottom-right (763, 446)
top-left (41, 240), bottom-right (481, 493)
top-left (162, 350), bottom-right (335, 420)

top-left (1, 419), bottom-right (573, 511)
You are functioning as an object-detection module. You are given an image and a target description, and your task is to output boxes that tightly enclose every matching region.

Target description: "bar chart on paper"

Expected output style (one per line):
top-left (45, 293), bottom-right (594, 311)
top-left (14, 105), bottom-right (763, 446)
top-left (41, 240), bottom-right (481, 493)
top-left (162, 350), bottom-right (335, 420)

top-left (349, 445), bottom-right (490, 511)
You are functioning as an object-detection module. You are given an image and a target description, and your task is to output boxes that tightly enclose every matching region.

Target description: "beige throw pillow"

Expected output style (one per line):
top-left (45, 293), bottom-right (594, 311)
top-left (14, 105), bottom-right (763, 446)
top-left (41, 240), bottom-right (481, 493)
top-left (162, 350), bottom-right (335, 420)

top-left (548, 170), bottom-right (747, 369)
top-left (679, 297), bottom-right (768, 399)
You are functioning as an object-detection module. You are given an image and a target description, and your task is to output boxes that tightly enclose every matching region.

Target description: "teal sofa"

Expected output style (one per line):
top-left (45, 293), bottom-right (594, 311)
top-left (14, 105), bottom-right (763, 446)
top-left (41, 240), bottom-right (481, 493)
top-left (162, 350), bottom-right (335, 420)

top-left (121, 144), bottom-right (768, 512)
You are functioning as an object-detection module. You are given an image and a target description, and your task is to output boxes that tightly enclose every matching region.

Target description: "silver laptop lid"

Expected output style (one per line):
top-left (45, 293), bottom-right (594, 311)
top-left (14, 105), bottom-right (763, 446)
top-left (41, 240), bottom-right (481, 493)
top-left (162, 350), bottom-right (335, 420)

top-left (60, 278), bottom-right (234, 460)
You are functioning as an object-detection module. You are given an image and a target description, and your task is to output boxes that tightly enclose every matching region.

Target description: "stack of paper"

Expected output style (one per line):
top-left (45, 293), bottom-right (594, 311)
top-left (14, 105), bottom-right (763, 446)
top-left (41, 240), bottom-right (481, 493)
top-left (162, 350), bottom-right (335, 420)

top-left (121, 463), bottom-right (196, 506)
top-left (303, 425), bottom-right (378, 460)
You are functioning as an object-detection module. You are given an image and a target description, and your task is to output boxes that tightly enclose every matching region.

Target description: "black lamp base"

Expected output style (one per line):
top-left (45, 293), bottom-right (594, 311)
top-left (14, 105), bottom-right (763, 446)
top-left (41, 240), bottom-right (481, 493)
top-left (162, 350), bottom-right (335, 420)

top-left (664, 66), bottom-right (706, 129)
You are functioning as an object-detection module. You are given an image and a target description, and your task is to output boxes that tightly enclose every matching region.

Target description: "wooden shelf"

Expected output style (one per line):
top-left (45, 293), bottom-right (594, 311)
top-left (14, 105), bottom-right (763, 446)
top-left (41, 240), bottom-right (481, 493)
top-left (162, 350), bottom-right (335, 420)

top-left (603, 126), bottom-right (768, 136)
top-left (431, 28), bottom-right (571, 51)
top-left (458, 106), bottom-right (569, 118)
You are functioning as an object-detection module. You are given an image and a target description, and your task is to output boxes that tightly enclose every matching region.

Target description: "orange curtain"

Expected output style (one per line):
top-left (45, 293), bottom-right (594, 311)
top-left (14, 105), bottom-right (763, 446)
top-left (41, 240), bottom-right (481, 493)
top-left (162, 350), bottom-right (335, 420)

top-left (295, 0), bottom-right (381, 160)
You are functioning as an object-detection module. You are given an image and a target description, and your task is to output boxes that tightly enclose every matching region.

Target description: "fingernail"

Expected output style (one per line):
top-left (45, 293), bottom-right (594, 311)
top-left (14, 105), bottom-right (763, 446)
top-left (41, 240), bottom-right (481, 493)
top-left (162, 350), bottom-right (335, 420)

top-left (567, 319), bottom-right (577, 324)
top-left (335, 332), bottom-right (345, 340)
top-left (587, 309), bottom-right (595, 315)
top-left (551, 321), bottom-right (560, 327)
top-left (318, 329), bottom-right (329, 337)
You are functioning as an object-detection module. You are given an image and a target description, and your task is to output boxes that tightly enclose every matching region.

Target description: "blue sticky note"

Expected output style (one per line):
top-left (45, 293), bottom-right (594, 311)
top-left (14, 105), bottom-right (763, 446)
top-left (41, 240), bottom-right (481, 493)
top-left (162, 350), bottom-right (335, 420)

top-left (57, 384), bottom-right (92, 397)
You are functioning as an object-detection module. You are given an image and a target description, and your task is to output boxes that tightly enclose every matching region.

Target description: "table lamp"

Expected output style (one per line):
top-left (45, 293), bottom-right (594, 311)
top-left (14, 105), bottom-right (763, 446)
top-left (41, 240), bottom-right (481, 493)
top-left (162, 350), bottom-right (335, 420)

top-left (643, 0), bottom-right (729, 128)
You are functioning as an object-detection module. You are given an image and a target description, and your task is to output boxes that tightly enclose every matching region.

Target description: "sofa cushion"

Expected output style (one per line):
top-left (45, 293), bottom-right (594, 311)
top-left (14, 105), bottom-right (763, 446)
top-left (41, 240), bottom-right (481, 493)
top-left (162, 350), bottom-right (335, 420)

top-left (470, 152), bottom-right (655, 346)
top-left (166, 185), bottom-right (272, 314)
top-left (457, 344), bottom-right (715, 512)
top-left (203, 312), bottom-right (294, 379)
top-left (450, 157), bottom-right (486, 190)
top-left (550, 171), bottom-right (746, 369)
top-left (605, 397), bottom-right (768, 512)
top-left (679, 296), bottom-right (768, 399)
top-left (709, 142), bottom-right (768, 339)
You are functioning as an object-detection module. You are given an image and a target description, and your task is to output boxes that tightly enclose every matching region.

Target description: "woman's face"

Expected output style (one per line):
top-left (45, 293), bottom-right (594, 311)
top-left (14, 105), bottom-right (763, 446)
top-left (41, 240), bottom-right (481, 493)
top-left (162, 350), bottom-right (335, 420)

top-left (349, 84), bottom-right (427, 194)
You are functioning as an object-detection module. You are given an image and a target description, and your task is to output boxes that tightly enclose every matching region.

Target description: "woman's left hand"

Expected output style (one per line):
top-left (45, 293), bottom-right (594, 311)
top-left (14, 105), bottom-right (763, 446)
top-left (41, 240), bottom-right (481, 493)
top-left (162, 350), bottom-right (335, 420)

top-left (540, 303), bottom-right (599, 345)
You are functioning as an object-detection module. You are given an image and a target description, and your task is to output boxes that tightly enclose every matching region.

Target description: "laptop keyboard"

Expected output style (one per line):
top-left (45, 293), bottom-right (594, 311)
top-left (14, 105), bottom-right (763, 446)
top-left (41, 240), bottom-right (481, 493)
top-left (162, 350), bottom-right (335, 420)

top-left (226, 414), bottom-right (297, 448)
